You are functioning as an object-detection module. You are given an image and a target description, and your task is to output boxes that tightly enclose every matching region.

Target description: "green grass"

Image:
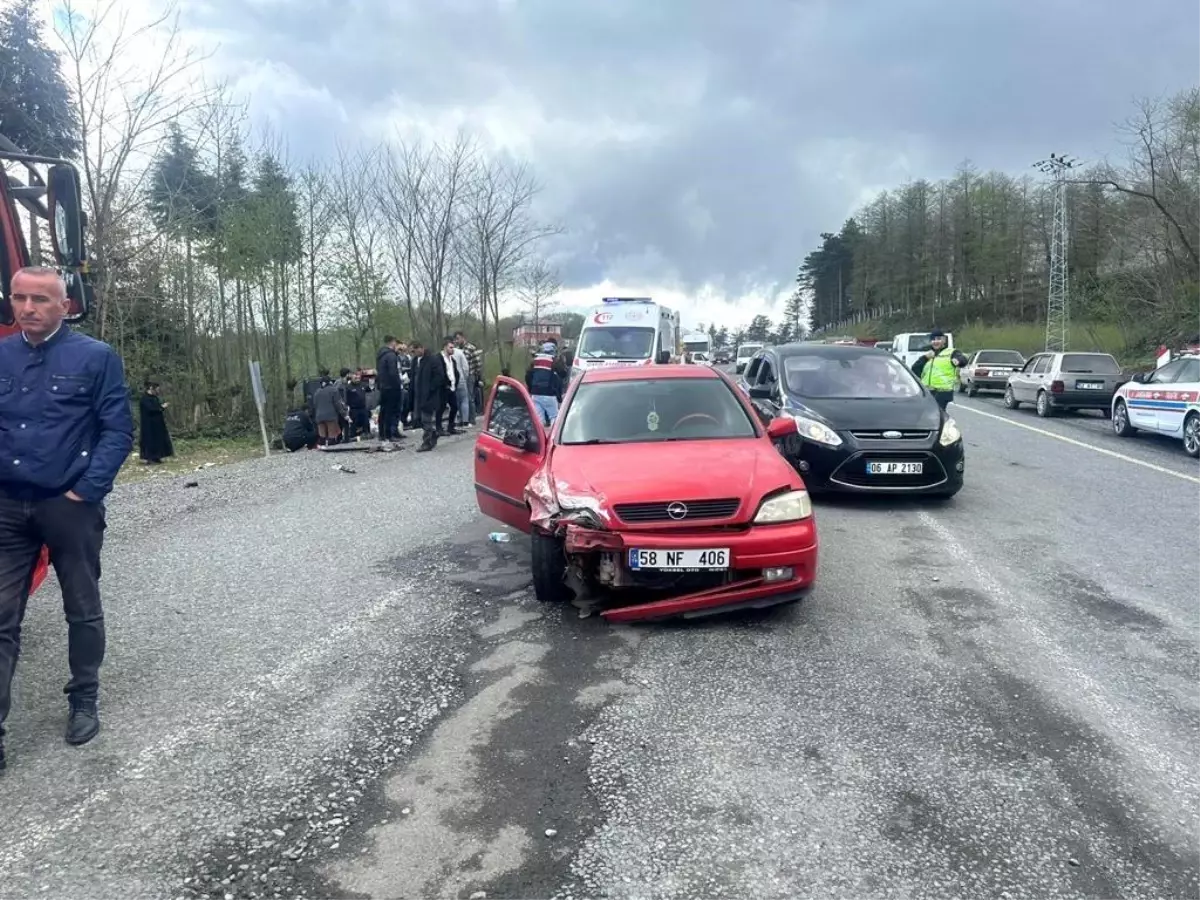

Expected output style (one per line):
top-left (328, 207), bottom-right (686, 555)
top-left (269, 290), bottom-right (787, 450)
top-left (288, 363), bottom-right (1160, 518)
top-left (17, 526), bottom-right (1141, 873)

top-left (850, 320), bottom-right (1144, 365)
top-left (117, 433), bottom-right (265, 483)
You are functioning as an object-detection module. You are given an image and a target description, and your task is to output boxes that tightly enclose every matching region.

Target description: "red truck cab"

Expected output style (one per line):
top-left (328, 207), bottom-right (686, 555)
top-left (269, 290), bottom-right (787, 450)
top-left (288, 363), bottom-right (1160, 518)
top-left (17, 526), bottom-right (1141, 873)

top-left (0, 134), bottom-right (93, 592)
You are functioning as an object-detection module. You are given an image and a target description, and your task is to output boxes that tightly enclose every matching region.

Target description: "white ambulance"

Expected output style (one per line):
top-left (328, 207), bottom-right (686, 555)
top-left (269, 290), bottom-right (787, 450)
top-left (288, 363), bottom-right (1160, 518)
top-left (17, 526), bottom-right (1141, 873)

top-left (570, 297), bottom-right (682, 382)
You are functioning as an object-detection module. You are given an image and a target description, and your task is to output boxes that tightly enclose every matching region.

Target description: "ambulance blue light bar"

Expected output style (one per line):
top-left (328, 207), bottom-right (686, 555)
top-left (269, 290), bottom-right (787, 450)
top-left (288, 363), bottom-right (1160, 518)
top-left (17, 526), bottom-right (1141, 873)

top-left (602, 296), bottom-right (654, 304)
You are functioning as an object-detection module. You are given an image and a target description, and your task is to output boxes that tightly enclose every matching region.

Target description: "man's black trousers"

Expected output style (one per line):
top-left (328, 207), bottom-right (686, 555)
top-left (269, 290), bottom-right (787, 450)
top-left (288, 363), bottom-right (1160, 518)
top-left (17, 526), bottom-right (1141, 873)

top-left (0, 493), bottom-right (106, 738)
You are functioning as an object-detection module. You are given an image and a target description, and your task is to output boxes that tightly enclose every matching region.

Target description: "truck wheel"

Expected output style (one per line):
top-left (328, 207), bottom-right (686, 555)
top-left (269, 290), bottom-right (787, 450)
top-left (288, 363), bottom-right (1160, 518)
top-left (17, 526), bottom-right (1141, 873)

top-left (531, 531), bottom-right (570, 603)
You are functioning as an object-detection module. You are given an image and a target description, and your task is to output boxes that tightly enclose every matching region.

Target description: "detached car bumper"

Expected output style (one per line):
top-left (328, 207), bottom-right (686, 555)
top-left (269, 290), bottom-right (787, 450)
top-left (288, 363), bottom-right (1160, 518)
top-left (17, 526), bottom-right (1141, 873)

top-left (564, 520), bottom-right (818, 622)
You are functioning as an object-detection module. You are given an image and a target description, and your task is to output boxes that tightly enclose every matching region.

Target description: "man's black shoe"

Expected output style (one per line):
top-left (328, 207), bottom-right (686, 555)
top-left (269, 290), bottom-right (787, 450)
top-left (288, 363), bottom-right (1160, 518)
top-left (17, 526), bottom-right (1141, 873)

top-left (65, 697), bottom-right (100, 746)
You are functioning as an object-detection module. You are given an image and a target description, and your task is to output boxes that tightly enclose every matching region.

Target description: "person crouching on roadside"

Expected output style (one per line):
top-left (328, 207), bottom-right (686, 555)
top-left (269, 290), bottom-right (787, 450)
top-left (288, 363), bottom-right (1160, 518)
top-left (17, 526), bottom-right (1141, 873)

top-left (525, 342), bottom-right (563, 426)
top-left (312, 375), bottom-right (347, 446)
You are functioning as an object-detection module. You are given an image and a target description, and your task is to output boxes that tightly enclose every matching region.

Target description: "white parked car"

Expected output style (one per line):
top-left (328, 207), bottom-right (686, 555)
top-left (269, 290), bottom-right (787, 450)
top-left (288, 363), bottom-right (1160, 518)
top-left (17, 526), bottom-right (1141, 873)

top-left (1111, 353), bottom-right (1200, 457)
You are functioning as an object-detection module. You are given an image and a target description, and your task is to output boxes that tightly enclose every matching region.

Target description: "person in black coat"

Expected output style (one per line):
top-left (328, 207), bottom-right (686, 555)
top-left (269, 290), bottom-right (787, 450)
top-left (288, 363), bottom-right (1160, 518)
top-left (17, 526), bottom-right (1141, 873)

top-left (414, 340), bottom-right (450, 452)
top-left (138, 380), bottom-right (174, 464)
top-left (376, 336), bottom-right (403, 441)
top-left (282, 407), bottom-right (317, 452)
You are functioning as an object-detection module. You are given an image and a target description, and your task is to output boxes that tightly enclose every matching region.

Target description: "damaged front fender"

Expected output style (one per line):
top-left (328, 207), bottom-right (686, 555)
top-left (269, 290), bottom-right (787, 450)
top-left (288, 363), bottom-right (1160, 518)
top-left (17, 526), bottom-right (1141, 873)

top-left (525, 466), bottom-right (615, 535)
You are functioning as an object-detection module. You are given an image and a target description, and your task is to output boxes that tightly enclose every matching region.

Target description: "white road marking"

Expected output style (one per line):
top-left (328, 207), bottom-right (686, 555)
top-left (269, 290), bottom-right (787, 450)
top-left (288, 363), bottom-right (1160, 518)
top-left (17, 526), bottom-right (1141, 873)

top-left (953, 402), bottom-right (1200, 485)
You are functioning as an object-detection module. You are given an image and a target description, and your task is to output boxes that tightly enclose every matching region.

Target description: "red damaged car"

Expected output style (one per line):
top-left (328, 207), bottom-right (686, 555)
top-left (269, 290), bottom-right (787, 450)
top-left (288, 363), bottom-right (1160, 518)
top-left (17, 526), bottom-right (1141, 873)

top-left (474, 365), bottom-right (818, 622)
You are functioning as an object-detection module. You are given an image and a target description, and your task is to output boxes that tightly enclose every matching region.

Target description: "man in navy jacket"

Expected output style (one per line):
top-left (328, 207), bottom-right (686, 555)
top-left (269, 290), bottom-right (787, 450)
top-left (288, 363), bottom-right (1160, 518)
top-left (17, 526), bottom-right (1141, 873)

top-left (0, 267), bottom-right (133, 770)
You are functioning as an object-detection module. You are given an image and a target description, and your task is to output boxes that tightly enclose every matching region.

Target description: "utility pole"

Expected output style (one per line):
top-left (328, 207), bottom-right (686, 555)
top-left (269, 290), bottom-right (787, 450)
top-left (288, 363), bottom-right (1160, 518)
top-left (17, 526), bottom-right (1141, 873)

top-left (1033, 153), bottom-right (1078, 352)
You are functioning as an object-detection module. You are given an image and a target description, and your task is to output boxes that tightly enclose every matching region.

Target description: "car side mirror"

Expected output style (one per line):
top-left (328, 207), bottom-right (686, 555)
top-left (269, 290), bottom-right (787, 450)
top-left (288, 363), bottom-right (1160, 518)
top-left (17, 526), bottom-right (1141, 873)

top-left (748, 384), bottom-right (774, 400)
top-left (766, 417), bottom-right (796, 440)
top-left (48, 164), bottom-right (86, 269)
top-left (656, 350), bottom-right (671, 364)
top-left (1130, 371), bottom-right (1149, 383)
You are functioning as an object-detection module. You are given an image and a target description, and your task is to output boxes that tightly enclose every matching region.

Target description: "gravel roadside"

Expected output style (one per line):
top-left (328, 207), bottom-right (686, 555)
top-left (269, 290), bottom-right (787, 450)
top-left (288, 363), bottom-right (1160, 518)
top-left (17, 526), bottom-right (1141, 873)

top-left (0, 431), bottom-right (486, 899)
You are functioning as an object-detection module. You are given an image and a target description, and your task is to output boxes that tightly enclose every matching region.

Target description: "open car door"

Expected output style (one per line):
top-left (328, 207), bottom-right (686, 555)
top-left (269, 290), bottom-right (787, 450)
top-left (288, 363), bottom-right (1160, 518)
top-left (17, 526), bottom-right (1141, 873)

top-left (474, 376), bottom-right (549, 533)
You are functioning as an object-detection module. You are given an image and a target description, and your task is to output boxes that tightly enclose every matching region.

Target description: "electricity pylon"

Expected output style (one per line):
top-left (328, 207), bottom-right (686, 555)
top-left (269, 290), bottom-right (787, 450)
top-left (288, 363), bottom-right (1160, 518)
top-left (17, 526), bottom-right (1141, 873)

top-left (1033, 153), bottom-right (1078, 352)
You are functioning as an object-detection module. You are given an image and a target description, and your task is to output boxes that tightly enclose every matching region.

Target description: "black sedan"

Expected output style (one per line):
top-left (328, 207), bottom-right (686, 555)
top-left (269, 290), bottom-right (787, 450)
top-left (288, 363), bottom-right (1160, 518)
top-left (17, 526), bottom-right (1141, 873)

top-left (735, 344), bottom-right (964, 497)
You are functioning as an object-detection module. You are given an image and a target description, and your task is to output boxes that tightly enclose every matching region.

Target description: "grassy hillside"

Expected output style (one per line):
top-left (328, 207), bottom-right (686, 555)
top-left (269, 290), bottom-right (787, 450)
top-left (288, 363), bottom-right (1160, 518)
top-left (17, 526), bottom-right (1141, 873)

top-left (848, 319), bottom-right (1147, 365)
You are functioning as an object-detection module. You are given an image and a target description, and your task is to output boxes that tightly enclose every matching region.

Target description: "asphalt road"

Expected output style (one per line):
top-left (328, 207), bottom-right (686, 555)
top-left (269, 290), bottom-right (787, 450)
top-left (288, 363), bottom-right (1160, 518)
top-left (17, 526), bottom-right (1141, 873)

top-left (0, 397), bottom-right (1196, 900)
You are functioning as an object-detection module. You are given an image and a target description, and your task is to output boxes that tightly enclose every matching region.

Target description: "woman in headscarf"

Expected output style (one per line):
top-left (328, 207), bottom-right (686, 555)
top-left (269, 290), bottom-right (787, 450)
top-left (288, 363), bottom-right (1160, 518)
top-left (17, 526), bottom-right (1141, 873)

top-left (139, 380), bottom-right (175, 464)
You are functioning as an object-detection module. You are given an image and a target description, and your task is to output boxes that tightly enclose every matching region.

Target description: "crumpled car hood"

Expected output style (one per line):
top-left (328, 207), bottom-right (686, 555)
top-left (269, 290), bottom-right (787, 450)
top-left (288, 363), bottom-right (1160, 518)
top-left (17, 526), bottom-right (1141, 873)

top-left (548, 439), bottom-right (789, 522)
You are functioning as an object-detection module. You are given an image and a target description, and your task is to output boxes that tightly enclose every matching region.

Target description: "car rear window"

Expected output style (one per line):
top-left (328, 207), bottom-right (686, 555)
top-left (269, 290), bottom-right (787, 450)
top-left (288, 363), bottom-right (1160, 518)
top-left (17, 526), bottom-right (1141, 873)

top-left (1061, 353), bottom-right (1120, 374)
top-left (905, 334), bottom-right (949, 352)
top-left (976, 351), bottom-right (1025, 365)
top-left (558, 378), bottom-right (756, 444)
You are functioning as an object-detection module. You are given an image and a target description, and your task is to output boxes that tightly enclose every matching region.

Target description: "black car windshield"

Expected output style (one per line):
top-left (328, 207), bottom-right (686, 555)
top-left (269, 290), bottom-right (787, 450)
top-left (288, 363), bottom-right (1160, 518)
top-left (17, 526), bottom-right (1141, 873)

top-left (976, 350), bottom-right (1025, 365)
top-left (576, 327), bottom-right (656, 359)
top-left (783, 352), bottom-right (923, 399)
top-left (558, 378), bottom-right (757, 444)
top-left (1061, 353), bottom-right (1121, 374)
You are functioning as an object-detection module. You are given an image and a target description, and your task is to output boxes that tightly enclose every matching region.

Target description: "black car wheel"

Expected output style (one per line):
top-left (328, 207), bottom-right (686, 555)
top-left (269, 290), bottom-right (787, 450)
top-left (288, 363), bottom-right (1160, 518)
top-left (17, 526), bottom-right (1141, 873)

top-left (966, 383), bottom-right (978, 397)
top-left (531, 531), bottom-right (570, 603)
top-left (1036, 391), bottom-right (1054, 418)
top-left (1113, 400), bottom-right (1136, 437)
top-left (1003, 386), bottom-right (1020, 409)
top-left (1184, 412), bottom-right (1200, 458)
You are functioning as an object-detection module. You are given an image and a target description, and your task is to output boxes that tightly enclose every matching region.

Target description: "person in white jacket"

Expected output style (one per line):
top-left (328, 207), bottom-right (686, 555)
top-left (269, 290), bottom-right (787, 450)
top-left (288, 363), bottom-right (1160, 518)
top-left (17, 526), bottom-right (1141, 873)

top-left (452, 343), bottom-right (472, 428)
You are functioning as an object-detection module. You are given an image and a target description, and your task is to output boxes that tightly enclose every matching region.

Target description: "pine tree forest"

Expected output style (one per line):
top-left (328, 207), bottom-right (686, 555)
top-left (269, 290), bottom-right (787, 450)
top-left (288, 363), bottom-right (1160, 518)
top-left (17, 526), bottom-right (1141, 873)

top-left (0, 0), bottom-right (561, 438)
top-left (798, 88), bottom-right (1199, 356)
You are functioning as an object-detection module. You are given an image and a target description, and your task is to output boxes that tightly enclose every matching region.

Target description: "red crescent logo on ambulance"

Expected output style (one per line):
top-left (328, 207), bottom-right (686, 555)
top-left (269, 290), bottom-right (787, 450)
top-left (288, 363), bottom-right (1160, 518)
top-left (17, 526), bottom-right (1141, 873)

top-left (593, 312), bottom-right (613, 324)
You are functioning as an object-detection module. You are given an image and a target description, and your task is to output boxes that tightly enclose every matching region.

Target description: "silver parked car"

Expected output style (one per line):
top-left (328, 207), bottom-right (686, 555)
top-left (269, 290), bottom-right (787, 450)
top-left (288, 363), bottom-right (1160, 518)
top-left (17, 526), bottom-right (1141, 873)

top-left (957, 349), bottom-right (1026, 396)
top-left (1003, 351), bottom-right (1123, 417)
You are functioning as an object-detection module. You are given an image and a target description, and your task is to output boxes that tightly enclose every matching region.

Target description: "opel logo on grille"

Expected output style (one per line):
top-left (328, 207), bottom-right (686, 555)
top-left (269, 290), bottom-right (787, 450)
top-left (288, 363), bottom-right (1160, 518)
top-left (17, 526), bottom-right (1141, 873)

top-left (882, 430), bottom-right (902, 439)
top-left (666, 502), bottom-right (688, 520)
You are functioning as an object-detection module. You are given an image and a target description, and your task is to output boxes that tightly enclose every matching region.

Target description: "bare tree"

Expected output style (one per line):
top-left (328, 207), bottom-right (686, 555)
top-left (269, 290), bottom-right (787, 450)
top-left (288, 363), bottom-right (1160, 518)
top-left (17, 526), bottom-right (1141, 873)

top-left (465, 156), bottom-right (562, 369)
top-left (54, 0), bottom-right (213, 340)
top-left (515, 260), bottom-right (563, 338)
top-left (329, 143), bottom-right (388, 363)
top-left (295, 161), bottom-right (334, 366)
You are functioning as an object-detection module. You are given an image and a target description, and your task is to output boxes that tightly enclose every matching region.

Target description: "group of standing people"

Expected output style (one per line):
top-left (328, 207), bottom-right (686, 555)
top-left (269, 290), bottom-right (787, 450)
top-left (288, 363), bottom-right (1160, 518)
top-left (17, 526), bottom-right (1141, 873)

top-left (284, 331), bottom-right (485, 453)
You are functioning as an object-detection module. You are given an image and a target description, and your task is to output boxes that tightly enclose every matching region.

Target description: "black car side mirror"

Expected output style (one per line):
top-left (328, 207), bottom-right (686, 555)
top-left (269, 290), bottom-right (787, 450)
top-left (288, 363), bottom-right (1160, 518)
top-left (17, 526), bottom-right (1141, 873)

top-left (656, 350), bottom-right (671, 364)
top-left (748, 384), bottom-right (774, 400)
top-left (1130, 371), bottom-right (1149, 384)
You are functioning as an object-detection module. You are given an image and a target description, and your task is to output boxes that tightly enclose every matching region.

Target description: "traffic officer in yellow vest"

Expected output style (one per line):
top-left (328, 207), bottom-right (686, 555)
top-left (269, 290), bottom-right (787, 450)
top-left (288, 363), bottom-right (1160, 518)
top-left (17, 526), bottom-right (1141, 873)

top-left (911, 329), bottom-right (967, 410)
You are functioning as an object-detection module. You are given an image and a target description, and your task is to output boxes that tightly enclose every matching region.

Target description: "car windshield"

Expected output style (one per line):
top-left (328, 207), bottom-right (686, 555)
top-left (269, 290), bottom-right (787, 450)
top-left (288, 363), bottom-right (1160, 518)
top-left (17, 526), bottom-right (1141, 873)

top-left (905, 334), bottom-right (948, 352)
top-left (783, 352), bottom-right (923, 399)
top-left (576, 327), bottom-right (656, 359)
top-left (737, 345), bottom-right (762, 359)
top-left (558, 377), bottom-right (757, 444)
top-left (976, 350), bottom-right (1025, 365)
top-left (1061, 353), bottom-right (1120, 374)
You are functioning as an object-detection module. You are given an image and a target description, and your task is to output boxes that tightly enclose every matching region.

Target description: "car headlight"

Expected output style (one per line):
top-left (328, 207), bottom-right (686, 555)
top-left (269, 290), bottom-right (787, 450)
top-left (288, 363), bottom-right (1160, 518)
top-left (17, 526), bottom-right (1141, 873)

top-left (781, 411), bottom-right (842, 447)
top-left (939, 417), bottom-right (962, 446)
top-left (753, 490), bottom-right (813, 523)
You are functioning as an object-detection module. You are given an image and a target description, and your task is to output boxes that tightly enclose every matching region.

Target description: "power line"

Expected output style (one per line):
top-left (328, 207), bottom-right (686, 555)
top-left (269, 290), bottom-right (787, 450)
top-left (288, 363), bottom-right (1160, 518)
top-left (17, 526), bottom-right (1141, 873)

top-left (1032, 153), bottom-right (1078, 352)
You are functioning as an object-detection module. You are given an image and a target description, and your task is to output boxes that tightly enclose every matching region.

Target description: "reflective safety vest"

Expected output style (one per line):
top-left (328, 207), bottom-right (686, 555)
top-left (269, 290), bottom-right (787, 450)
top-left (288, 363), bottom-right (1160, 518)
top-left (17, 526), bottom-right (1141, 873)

top-left (921, 350), bottom-right (958, 392)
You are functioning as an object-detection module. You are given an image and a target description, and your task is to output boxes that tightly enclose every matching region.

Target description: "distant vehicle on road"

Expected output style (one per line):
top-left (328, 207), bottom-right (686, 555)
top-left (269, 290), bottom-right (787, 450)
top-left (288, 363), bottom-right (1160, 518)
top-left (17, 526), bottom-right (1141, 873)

top-left (873, 340), bottom-right (892, 354)
top-left (1112, 352), bottom-right (1200, 457)
top-left (473, 366), bottom-right (818, 622)
top-left (571, 297), bottom-right (681, 383)
top-left (957, 349), bottom-right (1026, 396)
top-left (682, 331), bottom-right (711, 359)
top-left (891, 331), bottom-right (957, 369)
top-left (737, 344), bottom-right (964, 498)
top-left (1003, 352), bottom-right (1123, 418)
top-left (735, 342), bottom-right (763, 373)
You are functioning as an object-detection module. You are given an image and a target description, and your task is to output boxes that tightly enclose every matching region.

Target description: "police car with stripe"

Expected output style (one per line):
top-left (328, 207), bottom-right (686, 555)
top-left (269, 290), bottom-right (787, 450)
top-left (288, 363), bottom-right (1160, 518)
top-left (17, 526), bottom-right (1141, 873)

top-left (1111, 351), bottom-right (1200, 458)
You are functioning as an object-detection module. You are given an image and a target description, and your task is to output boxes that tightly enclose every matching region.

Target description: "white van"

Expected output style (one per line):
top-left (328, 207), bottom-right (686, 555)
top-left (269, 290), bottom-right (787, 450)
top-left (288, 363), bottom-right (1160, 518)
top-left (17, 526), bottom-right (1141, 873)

top-left (735, 342), bottom-right (763, 374)
top-left (892, 331), bottom-right (955, 369)
top-left (571, 297), bottom-right (681, 381)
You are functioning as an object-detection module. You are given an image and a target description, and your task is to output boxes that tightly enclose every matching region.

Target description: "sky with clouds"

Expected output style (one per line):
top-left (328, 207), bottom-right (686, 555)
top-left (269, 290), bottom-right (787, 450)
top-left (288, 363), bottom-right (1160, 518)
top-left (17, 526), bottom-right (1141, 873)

top-left (65, 0), bottom-right (1200, 329)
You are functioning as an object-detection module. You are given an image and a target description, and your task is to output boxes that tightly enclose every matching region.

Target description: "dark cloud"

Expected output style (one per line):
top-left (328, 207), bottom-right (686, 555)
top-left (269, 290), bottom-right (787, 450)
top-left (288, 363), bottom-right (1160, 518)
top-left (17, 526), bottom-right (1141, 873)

top-left (182, 0), bottom-right (1199, 304)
